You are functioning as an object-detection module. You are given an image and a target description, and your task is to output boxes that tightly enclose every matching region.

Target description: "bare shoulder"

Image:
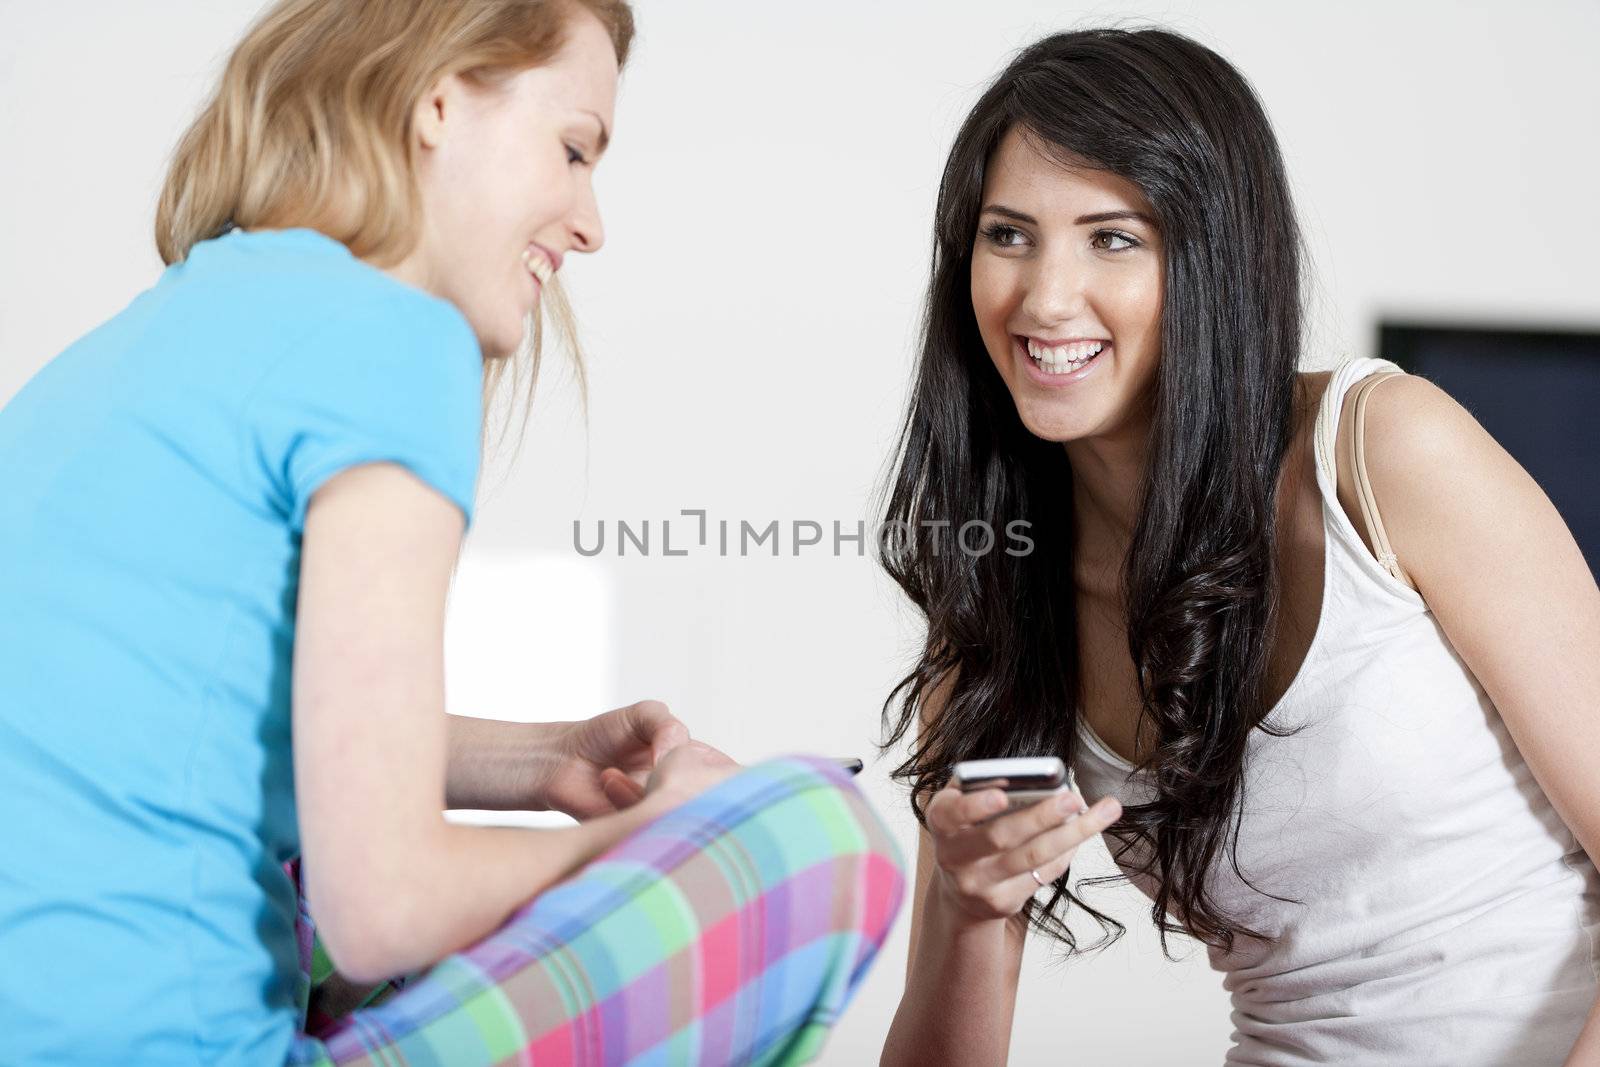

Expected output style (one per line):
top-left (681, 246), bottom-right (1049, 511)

top-left (1343, 372), bottom-right (1498, 498)
top-left (1351, 371), bottom-right (1475, 454)
top-left (1336, 371), bottom-right (1545, 594)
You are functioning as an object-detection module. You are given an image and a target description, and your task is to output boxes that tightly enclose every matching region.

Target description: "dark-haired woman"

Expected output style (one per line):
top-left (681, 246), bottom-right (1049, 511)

top-left (879, 28), bottom-right (1600, 1067)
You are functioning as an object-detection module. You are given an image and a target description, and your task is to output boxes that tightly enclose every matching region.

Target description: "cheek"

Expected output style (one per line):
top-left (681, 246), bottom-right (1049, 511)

top-left (458, 133), bottom-right (563, 232)
top-left (1100, 269), bottom-right (1164, 412)
top-left (504, 144), bottom-right (577, 230)
top-left (969, 259), bottom-right (1017, 345)
top-left (1100, 268), bottom-right (1162, 355)
top-left (520, 168), bottom-right (567, 227)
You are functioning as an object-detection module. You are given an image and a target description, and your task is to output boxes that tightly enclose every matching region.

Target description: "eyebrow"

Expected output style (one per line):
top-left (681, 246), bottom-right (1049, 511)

top-left (584, 110), bottom-right (610, 154)
top-left (980, 204), bottom-right (1156, 228)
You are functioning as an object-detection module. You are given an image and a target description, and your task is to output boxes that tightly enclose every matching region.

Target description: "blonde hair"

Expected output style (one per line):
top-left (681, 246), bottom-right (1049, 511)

top-left (156, 0), bottom-right (634, 460)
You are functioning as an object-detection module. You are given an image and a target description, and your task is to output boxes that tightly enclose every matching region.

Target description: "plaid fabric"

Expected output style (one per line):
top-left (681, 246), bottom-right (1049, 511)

top-left (287, 858), bottom-right (419, 1033)
top-left (284, 755), bottom-right (905, 1065)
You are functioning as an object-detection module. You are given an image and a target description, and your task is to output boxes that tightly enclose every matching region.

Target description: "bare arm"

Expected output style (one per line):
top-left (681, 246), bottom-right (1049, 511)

top-left (443, 716), bottom-right (560, 811)
top-left (883, 828), bottom-right (1033, 1066)
top-left (882, 669), bottom-right (1119, 1066)
top-left (292, 462), bottom-right (675, 984)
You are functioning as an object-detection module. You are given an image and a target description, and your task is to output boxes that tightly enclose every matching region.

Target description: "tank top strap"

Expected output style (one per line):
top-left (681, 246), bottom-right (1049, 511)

top-left (1311, 355), bottom-right (1427, 606)
top-left (1313, 356), bottom-right (1405, 487)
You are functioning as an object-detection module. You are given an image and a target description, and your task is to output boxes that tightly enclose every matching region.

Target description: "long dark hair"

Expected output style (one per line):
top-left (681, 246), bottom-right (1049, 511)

top-left (878, 27), bottom-right (1308, 958)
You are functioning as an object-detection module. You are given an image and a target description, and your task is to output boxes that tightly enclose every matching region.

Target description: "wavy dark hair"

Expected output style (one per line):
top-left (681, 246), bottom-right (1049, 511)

top-left (878, 26), bottom-right (1308, 958)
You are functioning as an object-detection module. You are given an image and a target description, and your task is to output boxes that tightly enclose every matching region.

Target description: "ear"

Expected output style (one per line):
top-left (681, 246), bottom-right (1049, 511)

top-left (412, 73), bottom-right (457, 151)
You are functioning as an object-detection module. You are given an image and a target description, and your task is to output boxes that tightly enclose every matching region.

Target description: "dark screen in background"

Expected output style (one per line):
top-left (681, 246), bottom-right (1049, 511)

top-left (1379, 323), bottom-right (1599, 581)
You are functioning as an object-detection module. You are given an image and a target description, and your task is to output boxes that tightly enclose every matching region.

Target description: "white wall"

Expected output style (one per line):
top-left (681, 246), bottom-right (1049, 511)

top-left (5, 1), bottom-right (1597, 1062)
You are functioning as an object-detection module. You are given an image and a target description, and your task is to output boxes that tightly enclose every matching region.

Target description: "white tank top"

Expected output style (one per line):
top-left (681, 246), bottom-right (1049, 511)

top-left (1071, 356), bottom-right (1600, 1065)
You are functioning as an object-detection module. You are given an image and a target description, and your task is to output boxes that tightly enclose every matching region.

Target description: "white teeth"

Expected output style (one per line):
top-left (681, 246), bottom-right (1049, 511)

top-left (522, 248), bottom-right (553, 286)
top-left (1026, 338), bottom-right (1105, 370)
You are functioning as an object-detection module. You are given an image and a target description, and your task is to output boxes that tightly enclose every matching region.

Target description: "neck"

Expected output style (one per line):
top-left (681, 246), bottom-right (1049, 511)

top-left (377, 247), bottom-right (434, 295)
top-left (1066, 373), bottom-right (1316, 578)
top-left (372, 214), bottom-right (443, 297)
top-left (1065, 413), bottom-right (1152, 556)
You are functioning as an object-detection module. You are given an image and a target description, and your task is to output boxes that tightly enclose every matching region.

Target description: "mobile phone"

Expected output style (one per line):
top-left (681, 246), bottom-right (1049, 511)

top-left (834, 756), bottom-right (864, 776)
top-left (952, 756), bottom-right (1075, 818)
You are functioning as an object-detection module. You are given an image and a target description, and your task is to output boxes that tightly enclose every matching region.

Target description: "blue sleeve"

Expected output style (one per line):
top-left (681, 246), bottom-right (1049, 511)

top-left (246, 292), bottom-right (484, 535)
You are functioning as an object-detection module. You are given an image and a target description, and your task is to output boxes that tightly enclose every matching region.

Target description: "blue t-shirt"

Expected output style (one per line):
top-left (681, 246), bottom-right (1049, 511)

top-left (0, 227), bottom-right (483, 1064)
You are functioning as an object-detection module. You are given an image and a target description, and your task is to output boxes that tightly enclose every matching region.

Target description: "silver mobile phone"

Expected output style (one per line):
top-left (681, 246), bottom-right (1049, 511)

top-left (952, 756), bottom-right (1075, 818)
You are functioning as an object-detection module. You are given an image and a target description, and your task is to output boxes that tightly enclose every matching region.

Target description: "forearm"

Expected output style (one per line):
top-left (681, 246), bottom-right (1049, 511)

top-left (882, 879), bottom-right (1027, 1067)
top-left (1564, 996), bottom-right (1600, 1066)
top-left (444, 715), bottom-right (560, 811)
top-left (359, 791), bottom-right (672, 981)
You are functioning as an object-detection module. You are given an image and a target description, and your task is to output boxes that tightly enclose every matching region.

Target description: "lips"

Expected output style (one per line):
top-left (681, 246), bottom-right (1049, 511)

top-left (1015, 334), bottom-right (1109, 385)
top-left (1023, 336), bottom-right (1107, 371)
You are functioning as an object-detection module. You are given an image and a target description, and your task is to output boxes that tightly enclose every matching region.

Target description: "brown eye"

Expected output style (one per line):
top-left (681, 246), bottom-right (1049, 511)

top-left (1091, 229), bottom-right (1138, 251)
top-left (979, 222), bottom-right (1026, 247)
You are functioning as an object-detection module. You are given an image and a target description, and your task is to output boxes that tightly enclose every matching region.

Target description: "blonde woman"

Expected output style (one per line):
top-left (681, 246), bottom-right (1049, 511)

top-left (0, 2), bottom-right (903, 1063)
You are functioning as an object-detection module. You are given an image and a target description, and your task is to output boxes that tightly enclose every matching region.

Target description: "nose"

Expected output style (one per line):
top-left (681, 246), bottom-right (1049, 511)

top-left (567, 182), bottom-right (605, 255)
top-left (1019, 247), bottom-right (1088, 328)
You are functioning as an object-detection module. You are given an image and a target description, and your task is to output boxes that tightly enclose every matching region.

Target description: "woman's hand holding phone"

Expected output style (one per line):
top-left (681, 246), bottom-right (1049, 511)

top-left (923, 777), bottom-right (1122, 922)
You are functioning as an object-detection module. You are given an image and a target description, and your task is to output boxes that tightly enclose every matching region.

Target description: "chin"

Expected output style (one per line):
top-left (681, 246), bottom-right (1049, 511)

top-left (1024, 422), bottom-right (1087, 445)
top-left (478, 316), bottom-right (529, 362)
top-left (1014, 402), bottom-right (1094, 444)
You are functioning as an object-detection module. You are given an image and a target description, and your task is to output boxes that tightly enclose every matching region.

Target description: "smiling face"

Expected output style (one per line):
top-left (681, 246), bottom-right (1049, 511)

top-left (971, 126), bottom-right (1165, 444)
top-left (404, 10), bottom-right (619, 359)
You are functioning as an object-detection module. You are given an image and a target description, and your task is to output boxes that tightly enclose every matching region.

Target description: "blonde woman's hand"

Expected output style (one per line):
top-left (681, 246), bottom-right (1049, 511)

top-left (637, 739), bottom-right (744, 810)
top-left (923, 780), bottom-right (1122, 922)
top-left (542, 700), bottom-right (690, 818)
